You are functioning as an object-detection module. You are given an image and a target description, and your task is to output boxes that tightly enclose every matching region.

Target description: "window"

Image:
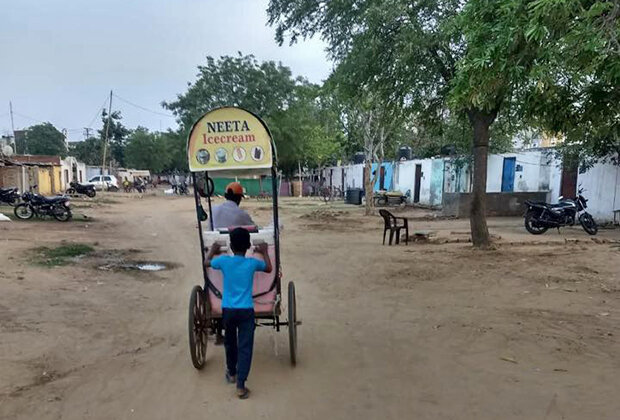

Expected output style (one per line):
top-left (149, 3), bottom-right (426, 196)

top-left (103, 176), bottom-right (112, 182)
top-left (89, 176), bottom-right (100, 182)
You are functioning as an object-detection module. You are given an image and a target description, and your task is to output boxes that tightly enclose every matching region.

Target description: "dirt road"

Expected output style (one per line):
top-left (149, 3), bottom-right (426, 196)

top-left (1, 194), bottom-right (620, 419)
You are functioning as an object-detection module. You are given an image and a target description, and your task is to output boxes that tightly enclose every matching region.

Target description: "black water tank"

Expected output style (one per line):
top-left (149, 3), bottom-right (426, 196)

top-left (346, 188), bottom-right (363, 205)
top-left (398, 146), bottom-right (412, 161)
top-left (353, 152), bottom-right (365, 164)
top-left (440, 144), bottom-right (457, 155)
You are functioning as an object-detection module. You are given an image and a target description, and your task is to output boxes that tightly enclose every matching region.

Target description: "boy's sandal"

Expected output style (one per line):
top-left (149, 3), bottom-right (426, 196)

top-left (225, 372), bottom-right (236, 384)
top-left (237, 387), bottom-right (250, 399)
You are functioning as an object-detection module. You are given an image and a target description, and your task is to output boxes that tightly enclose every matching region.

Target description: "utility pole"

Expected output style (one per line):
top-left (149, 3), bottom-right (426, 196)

top-left (83, 127), bottom-right (91, 139)
top-left (9, 101), bottom-right (16, 149)
top-left (298, 160), bottom-right (302, 197)
top-left (101, 90), bottom-right (113, 175)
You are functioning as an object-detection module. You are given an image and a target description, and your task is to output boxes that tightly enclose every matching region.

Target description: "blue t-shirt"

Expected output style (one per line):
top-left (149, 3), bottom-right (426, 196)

top-left (211, 255), bottom-right (267, 309)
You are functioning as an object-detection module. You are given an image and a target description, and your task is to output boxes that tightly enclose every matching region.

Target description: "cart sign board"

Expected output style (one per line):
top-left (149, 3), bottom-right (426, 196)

top-left (187, 107), bottom-right (274, 172)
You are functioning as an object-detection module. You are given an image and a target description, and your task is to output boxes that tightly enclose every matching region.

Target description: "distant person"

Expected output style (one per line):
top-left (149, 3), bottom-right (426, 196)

top-left (210, 182), bottom-right (255, 229)
top-left (205, 228), bottom-right (272, 399)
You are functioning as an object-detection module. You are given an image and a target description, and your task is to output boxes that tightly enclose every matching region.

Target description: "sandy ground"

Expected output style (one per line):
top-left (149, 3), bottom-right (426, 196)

top-left (1, 192), bottom-right (620, 420)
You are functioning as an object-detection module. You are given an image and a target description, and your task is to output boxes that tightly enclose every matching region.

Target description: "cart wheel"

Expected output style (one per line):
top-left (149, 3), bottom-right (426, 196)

top-left (188, 285), bottom-right (208, 369)
top-left (288, 281), bottom-right (298, 366)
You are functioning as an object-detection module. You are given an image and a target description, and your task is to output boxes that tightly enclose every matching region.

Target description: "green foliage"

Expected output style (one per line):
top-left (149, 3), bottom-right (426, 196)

top-left (160, 130), bottom-right (188, 172)
top-left (520, 0), bottom-right (620, 165)
top-left (164, 53), bottom-right (344, 174)
top-left (23, 123), bottom-right (67, 157)
top-left (70, 137), bottom-right (103, 165)
top-left (32, 243), bottom-right (94, 267)
top-left (163, 53), bottom-right (298, 129)
top-left (98, 110), bottom-right (131, 167)
top-left (124, 127), bottom-right (171, 173)
top-left (14, 130), bottom-right (27, 155)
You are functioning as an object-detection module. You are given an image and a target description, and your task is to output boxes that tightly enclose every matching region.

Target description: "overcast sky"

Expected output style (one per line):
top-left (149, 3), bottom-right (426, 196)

top-left (0, 0), bottom-right (331, 141)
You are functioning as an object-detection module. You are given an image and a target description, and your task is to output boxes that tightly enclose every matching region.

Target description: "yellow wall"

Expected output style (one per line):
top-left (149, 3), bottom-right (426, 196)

top-left (36, 168), bottom-right (52, 195)
top-left (52, 167), bottom-right (62, 193)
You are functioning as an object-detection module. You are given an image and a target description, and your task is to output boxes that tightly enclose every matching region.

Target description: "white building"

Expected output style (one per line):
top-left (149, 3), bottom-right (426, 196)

top-left (321, 149), bottom-right (620, 223)
top-left (60, 157), bottom-right (87, 190)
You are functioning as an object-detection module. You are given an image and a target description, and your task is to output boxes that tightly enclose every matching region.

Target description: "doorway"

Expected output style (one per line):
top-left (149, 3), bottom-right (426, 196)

top-left (414, 164), bottom-right (422, 203)
top-left (560, 160), bottom-right (578, 199)
top-left (379, 166), bottom-right (386, 190)
top-left (501, 157), bottom-right (516, 192)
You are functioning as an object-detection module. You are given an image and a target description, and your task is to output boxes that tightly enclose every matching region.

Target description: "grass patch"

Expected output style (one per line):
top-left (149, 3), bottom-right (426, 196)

top-left (32, 243), bottom-right (95, 267)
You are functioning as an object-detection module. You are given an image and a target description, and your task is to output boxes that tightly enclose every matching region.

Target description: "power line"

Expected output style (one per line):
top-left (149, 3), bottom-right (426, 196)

top-left (13, 111), bottom-right (46, 124)
top-left (112, 93), bottom-right (175, 118)
top-left (87, 95), bottom-right (110, 129)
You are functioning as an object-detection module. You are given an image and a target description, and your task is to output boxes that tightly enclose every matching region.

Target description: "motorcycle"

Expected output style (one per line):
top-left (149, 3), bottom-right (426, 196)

top-left (66, 181), bottom-right (96, 198)
top-left (0, 187), bottom-right (21, 206)
top-left (173, 182), bottom-right (189, 195)
top-left (523, 188), bottom-right (598, 235)
top-left (134, 179), bottom-right (146, 193)
top-left (13, 188), bottom-right (72, 222)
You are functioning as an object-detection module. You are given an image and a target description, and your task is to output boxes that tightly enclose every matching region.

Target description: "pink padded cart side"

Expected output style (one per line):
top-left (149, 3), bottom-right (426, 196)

top-left (206, 246), bottom-right (277, 317)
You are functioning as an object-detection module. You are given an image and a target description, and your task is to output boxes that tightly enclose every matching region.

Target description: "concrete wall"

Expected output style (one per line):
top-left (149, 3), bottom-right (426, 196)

top-left (36, 167), bottom-right (53, 195)
top-left (394, 159), bottom-right (434, 204)
top-left (429, 159), bottom-right (444, 206)
top-left (371, 162), bottom-right (393, 191)
top-left (486, 151), bottom-right (551, 193)
top-left (577, 161), bottom-right (620, 223)
top-left (443, 160), bottom-right (472, 194)
top-left (343, 164), bottom-right (364, 190)
top-left (443, 192), bottom-right (548, 217)
top-left (394, 160), bottom-right (415, 196)
top-left (86, 166), bottom-right (108, 181)
top-left (0, 166), bottom-right (21, 190)
top-left (547, 154), bottom-right (563, 203)
top-left (61, 157), bottom-right (86, 189)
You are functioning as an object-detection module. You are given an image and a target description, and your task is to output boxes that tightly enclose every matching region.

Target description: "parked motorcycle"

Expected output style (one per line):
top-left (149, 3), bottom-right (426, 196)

top-left (0, 187), bottom-right (21, 206)
top-left (66, 181), bottom-right (96, 198)
top-left (14, 188), bottom-right (72, 222)
top-left (524, 188), bottom-right (598, 235)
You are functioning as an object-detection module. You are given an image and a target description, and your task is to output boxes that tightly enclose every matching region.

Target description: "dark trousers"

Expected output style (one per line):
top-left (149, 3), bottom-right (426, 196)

top-left (222, 308), bottom-right (255, 389)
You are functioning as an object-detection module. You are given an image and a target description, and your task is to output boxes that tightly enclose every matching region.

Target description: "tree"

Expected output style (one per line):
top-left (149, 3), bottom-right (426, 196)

top-left (124, 127), bottom-right (171, 173)
top-left (520, 0), bottom-right (619, 168)
top-left (23, 123), bottom-right (67, 156)
top-left (269, 83), bottom-right (345, 174)
top-left (267, 0), bottom-right (615, 247)
top-left (340, 92), bottom-right (404, 215)
top-left (70, 137), bottom-right (103, 165)
top-left (160, 129), bottom-right (189, 172)
top-left (98, 110), bottom-right (130, 167)
top-left (163, 53), bottom-right (298, 126)
top-left (163, 53), bottom-right (322, 174)
top-left (268, 0), bottom-right (500, 244)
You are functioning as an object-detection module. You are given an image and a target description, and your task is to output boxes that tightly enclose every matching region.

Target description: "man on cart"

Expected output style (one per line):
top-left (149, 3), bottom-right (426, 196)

top-left (210, 182), bottom-right (255, 229)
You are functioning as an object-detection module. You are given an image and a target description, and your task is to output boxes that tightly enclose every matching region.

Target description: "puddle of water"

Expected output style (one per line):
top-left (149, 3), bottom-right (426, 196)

top-left (98, 262), bottom-right (168, 271)
top-left (134, 263), bottom-right (166, 271)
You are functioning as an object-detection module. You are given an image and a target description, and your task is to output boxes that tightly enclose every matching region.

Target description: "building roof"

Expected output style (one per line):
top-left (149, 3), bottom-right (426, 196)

top-left (0, 156), bottom-right (22, 166)
top-left (11, 155), bottom-right (61, 165)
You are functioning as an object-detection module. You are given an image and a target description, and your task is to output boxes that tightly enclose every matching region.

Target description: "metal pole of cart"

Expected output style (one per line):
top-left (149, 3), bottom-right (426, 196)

top-left (192, 172), bottom-right (211, 291)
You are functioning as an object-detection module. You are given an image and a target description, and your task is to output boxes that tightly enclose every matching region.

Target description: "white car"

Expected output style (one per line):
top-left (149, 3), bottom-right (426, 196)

top-left (87, 175), bottom-right (119, 191)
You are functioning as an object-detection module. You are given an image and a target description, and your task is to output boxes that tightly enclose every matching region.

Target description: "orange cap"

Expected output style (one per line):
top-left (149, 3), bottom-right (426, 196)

top-left (226, 182), bottom-right (244, 195)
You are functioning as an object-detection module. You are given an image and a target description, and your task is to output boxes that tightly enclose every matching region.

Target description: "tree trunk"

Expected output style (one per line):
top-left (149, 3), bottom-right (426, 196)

top-left (364, 159), bottom-right (374, 216)
top-left (467, 110), bottom-right (497, 249)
